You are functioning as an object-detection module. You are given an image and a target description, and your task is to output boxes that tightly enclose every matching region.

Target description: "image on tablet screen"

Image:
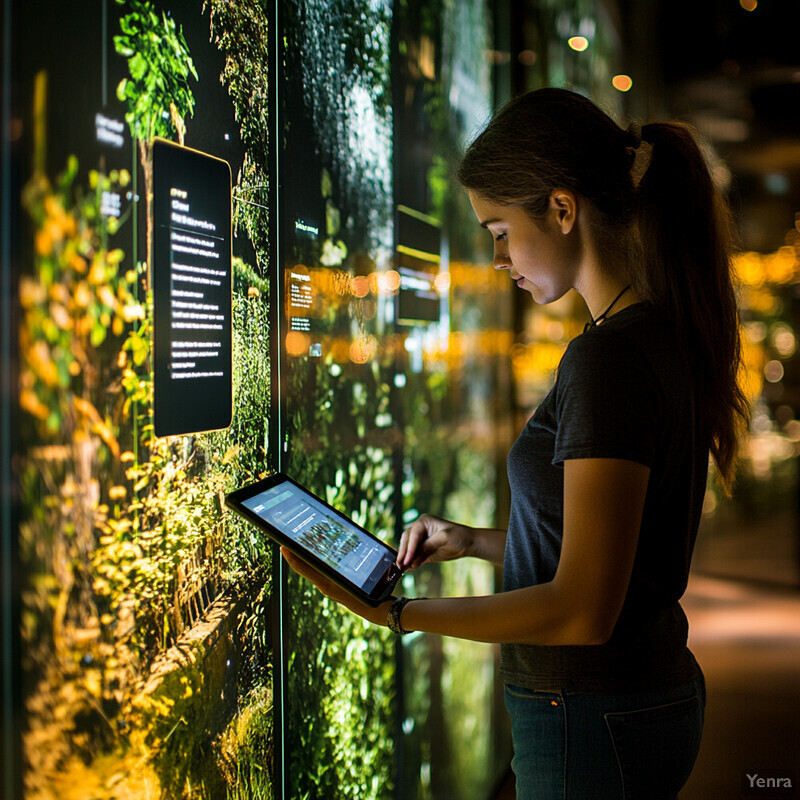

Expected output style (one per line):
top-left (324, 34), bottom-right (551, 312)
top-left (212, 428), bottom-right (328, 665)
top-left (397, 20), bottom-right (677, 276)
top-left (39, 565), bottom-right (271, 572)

top-left (242, 481), bottom-right (395, 593)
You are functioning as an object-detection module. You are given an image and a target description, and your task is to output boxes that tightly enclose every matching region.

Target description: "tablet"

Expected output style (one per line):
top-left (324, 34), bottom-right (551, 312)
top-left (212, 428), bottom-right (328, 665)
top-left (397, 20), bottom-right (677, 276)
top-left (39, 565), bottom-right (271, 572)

top-left (225, 473), bottom-right (403, 606)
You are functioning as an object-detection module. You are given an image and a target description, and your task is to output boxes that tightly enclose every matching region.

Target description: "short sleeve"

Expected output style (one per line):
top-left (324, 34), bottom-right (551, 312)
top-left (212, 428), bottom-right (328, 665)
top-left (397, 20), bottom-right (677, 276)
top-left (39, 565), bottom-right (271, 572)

top-left (552, 328), bottom-right (660, 466)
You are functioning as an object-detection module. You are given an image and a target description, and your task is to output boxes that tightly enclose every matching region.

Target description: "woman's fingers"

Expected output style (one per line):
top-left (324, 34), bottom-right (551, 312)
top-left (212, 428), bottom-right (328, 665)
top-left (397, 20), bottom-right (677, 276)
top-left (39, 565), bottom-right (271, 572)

top-left (398, 518), bottom-right (430, 568)
top-left (396, 530), bottom-right (409, 566)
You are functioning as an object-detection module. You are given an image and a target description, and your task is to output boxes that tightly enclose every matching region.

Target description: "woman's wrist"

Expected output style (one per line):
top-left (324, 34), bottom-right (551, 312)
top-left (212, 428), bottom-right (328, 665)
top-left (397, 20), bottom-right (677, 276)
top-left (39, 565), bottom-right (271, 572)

top-left (387, 596), bottom-right (413, 634)
top-left (374, 598), bottom-right (395, 628)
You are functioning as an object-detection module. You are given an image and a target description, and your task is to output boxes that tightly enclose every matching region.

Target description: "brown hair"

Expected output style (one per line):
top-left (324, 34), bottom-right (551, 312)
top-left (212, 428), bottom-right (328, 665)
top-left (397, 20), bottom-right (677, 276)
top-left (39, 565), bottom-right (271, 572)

top-left (459, 88), bottom-right (749, 490)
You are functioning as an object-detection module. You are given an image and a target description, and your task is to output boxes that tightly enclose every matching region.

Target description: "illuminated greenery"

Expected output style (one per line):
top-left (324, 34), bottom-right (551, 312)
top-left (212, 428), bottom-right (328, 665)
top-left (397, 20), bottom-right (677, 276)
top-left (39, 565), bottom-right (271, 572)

top-left (205, 0), bottom-right (271, 267)
top-left (19, 149), bottom-right (275, 797)
top-left (114, 0), bottom-right (197, 144)
top-left (217, 683), bottom-right (275, 800)
top-left (19, 3), bottom-right (275, 794)
top-left (115, 0), bottom-right (198, 278)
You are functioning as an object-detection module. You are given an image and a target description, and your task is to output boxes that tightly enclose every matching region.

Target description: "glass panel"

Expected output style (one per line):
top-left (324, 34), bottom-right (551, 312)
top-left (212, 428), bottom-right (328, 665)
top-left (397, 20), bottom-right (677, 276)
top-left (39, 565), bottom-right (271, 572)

top-left (280, 2), bottom-right (398, 796)
top-left (14, 2), bottom-right (275, 797)
top-left (280, 0), bottom-right (512, 797)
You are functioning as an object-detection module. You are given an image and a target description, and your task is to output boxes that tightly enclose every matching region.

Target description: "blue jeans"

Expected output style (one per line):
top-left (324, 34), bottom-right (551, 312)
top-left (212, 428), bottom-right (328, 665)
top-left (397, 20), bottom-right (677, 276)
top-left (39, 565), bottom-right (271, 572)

top-left (504, 673), bottom-right (706, 800)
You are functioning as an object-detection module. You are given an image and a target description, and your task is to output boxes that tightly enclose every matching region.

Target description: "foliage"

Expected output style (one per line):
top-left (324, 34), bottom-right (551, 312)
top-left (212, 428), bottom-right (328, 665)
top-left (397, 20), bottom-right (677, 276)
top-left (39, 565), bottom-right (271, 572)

top-left (204, 0), bottom-right (271, 267)
top-left (287, 586), bottom-right (396, 800)
top-left (283, 0), bottom-right (394, 248)
top-left (17, 158), bottom-right (139, 647)
top-left (18, 157), bottom-right (144, 797)
top-left (93, 255), bottom-right (272, 665)
top-left (127, 651), bottom-right (233, 800)
top-left (19, 160), bottom-right (140, 439)
top-left (19, 155), bottom-right (274, 795)
top-left (114, 0), bottom-right (198, 145)
top-left (284, 359), bottom-right (398, 800)
top-left (216, 683), bottom-right (275, 800)
top-left (114, 0), bottom-right (198, 286)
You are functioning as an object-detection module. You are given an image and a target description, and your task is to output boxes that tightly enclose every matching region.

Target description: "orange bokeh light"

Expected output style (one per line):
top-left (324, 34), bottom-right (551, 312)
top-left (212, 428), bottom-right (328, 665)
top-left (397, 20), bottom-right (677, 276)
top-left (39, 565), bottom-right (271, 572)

top-left (612, 74), bottom-right (633, 92)
top-left (567, 36), bottom-right (589, 52)
top-left (350, 275), bottom-right (370, 298)
top-left (285, 331), bottom-right (310, 356)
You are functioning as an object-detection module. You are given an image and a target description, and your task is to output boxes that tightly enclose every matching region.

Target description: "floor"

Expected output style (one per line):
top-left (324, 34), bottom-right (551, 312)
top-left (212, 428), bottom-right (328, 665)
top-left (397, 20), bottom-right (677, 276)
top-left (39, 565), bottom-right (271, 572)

top-left (680, 574), bottom-right (800, 799)
top-left (492, 573), bottom-right (800, 799)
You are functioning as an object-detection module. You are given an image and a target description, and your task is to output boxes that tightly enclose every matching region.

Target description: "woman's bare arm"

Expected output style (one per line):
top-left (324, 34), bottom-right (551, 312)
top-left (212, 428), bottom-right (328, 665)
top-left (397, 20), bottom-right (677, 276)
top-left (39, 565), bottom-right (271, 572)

top-left (285, 457), bottom-right (649, 647)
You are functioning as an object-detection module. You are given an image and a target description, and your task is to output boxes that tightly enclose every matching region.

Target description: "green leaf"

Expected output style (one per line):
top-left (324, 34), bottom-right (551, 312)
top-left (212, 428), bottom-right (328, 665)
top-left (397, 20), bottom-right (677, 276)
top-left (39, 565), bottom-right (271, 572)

top-left (91, 322), bottom-right (107, 348)
top-left (129, 52), bottom-right (147, 80)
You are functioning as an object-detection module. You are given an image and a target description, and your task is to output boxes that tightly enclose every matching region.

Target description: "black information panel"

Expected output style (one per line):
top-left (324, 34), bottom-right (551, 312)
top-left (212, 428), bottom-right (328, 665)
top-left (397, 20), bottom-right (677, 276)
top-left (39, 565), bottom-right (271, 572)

top-left (152, 138), bottom-right (233, 437)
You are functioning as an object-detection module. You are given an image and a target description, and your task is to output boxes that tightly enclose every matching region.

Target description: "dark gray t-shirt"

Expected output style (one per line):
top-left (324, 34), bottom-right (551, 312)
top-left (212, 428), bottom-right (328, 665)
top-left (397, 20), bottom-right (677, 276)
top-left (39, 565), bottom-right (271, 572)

top-left (501, 302), bottom-right (707, 693)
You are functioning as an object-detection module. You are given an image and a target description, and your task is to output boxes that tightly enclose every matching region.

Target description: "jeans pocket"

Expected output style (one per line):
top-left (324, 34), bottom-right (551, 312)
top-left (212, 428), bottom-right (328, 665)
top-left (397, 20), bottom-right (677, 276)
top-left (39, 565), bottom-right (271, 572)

top-left (604, 693), bottom-right (704, 800)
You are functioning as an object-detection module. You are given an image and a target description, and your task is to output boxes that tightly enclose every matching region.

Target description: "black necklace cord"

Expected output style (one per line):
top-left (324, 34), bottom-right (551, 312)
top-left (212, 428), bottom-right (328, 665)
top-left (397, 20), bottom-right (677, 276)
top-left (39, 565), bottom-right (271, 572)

top-left (583, 284), bottom-right (632, 333)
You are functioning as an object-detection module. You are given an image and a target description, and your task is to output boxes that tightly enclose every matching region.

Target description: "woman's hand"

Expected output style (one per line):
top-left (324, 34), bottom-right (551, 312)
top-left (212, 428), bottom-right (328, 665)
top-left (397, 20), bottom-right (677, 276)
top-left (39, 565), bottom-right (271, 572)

top-left (396, 515), bottom-right (476, 570)
top-left (280, 547), bottom-right (392, 627)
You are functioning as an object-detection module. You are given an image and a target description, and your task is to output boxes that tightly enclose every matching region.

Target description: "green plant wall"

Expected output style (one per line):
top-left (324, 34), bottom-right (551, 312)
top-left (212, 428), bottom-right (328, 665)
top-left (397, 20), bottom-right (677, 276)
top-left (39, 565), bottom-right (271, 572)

top-left (16, 2), bottom-right (275, 797)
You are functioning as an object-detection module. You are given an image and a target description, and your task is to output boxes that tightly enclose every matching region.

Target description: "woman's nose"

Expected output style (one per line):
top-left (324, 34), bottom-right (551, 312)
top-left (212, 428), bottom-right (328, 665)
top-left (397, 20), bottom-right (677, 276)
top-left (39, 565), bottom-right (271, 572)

top-left (493, 249), bottom-right (511, 270)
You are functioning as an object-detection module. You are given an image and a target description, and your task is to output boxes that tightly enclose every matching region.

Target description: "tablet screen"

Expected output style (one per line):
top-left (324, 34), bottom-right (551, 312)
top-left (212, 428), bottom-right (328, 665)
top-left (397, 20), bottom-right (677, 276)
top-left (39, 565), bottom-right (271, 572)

top-left (241, 479), bottom-right (396, 595)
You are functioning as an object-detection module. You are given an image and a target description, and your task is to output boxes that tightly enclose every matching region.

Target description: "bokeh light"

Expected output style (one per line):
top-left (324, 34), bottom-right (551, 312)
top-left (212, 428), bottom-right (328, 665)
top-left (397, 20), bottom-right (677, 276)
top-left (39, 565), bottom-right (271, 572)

top-left (612, 74), bottom-right (633, 92)
top-left (567, 36), bottom-right (589, 52)
top-left (764, 360), bottom-right (785, 383)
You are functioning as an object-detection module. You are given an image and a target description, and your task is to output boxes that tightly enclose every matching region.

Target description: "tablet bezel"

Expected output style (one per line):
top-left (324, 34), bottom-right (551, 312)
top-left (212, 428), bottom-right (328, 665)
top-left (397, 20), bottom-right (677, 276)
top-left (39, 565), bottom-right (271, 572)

top-left (225, 472), bottom-right (402, 607)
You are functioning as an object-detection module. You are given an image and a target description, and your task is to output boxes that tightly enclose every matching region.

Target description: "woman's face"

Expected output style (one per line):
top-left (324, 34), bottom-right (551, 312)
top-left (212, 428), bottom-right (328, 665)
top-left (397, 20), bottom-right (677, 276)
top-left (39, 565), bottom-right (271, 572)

top-left (467, 190), bottom-right (579, 304)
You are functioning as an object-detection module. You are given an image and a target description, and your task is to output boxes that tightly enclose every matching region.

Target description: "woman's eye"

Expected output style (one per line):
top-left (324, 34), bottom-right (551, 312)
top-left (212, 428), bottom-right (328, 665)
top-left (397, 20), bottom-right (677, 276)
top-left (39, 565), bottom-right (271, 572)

top-left (494, 233), bottom-right (507, 242)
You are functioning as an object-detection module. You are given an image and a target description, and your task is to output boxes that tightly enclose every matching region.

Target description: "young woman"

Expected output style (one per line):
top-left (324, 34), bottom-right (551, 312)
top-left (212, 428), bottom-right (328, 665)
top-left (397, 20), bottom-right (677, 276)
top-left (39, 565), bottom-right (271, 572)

top-left (283, 87), bottom-right (750, 799)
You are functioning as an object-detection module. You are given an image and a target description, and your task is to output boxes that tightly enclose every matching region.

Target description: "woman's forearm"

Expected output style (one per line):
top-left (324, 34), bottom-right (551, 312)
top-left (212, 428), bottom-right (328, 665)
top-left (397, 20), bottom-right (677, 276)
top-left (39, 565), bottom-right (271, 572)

top-left (466, 527), bottom-right (507, 565)
top-left (399, 582), bottom-right (610, 647)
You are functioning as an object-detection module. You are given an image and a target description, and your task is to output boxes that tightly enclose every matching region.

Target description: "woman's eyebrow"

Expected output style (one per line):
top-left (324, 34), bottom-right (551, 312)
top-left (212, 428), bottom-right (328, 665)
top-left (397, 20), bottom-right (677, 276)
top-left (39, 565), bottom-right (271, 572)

top-left (480, 217), bottom-right (503, 228)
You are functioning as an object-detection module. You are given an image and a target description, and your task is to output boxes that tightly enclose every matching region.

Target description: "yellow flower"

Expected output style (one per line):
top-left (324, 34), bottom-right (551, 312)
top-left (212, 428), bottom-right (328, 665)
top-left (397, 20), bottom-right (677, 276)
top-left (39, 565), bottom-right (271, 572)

top-left (74, 281), bottom-right (91, 308)
top-left (31, 340), bottom-right (59, 386)
top-left (88, 259), bottom-right (106, 285)
top-left (98, 285), bottom-right (116, 309)
top-left (70, 253), bottom-right (87, 274)
top-left (122, 303), bottom-right (145, 322)
top-left (50, 303), bottom-right (72, 331)
top-left (19, 276), bottom-right (46, 307)
top-left (19, 389), bottom-right (49, 420)
top-left (35, 228), bottom-right (52, 257)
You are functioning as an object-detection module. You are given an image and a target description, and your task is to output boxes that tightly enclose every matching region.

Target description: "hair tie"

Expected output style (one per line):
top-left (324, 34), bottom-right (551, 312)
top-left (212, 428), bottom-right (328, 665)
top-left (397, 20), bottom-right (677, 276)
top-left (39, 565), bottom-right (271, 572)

top-left (625, 121), bottom-right (642, 150)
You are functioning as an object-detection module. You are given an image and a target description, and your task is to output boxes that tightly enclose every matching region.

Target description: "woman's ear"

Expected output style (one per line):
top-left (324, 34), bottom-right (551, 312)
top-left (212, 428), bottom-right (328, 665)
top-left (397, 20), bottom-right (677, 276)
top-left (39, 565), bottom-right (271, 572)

top-left (549, 189), bottom-right (577, 235)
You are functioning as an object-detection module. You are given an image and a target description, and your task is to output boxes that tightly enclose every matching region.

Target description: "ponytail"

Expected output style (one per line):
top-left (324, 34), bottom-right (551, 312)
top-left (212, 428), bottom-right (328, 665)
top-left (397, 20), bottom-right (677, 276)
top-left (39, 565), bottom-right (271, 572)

top-left (636, 123), bottom-right (749, 491)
